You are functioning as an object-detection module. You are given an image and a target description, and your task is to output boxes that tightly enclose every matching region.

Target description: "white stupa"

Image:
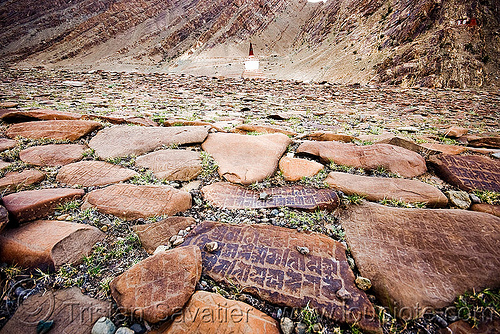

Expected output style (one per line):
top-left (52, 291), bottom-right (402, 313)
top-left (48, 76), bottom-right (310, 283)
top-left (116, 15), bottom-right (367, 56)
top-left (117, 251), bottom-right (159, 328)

top-left (242, 42), bottom-right (264, 79)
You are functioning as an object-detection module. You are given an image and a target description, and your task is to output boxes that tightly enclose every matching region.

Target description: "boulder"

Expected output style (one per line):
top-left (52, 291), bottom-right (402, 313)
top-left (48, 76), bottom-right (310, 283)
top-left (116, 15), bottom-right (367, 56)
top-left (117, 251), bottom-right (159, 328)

top-left (0, 169), bottom-right (46, 193)
top-left (297, 141), bottom-right (427, 178)
top-left (110, 245), bottom-right (202, 323)
top-left (56, 161), bottom-right (138, 187)
top-left (325, 172), bottom-right (448, 207)
top-left (135, 149), bottom-right (202, 181)
top-left (0, 220), bottom-right (104, 269)
top-left (278, 156), bottom-right (324, 182)
top-left (6, 120), bottom-right (101, 141)
top-left (19, 144), bottom-right (87, 166)
top-left (201, 133), bottom-right (292, 185)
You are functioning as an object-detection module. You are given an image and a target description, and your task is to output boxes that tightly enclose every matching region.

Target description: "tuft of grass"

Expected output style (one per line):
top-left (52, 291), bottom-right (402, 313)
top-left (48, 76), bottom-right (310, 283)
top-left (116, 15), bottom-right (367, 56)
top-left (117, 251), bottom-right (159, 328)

top-left (56, 200), bottom-right (82, 213)
top-left (299, 302), bottom-right (318, 333)
top-left (300, 169), bottom-right (329, 188)
top-left (105, 155), bottom-right (135, 167)
top-left (474, 190), bottom-right (500, 205)
top-left (455, 288), bottom-right (500, 328)
top-left (379, 198), bottom-right (426, 208)
top-left (345, 194), bottom-right (366, 205)
top-left (199, 151), bottom-right (218, 179)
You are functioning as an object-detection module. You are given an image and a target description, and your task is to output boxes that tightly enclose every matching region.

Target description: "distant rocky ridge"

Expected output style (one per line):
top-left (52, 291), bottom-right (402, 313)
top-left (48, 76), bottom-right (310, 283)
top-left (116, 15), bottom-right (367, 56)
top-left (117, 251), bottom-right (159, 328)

top-left (1, 0), bottom-right (499, 88)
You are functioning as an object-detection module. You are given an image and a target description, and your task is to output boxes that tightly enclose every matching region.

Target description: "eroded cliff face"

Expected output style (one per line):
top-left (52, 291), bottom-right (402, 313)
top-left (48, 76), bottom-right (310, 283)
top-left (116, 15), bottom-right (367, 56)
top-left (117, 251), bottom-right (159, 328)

top-left (1, 0), bottom-right (498, 88)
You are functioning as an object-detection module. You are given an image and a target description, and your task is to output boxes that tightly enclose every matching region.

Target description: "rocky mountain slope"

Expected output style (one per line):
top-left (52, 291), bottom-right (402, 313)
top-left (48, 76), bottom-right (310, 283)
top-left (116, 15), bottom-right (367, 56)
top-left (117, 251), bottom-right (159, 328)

top-left (1, 0), bottom-right (499, 88)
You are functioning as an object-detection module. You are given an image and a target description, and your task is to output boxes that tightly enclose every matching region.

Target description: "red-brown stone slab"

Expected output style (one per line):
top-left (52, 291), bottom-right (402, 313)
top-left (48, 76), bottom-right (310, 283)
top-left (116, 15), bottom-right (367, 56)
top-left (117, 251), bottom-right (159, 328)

top-left (302, 132), bottom-right (354, 142)
top-left (429, 154), bottom-right (500, 192)
top-left (19, 144), bottom-right (87, 166)
top-left (132, 216), bottom-right (196, 254)
top-left (83, 114), bottom-right (157, 127)
top-left (0, 102), bottom-right (18, 108)
top-left (443, 126), bottom-right (468, 138)
top-left (468, 136), bottom-right (500, 149)
top-left (161, 119), bottom-right (224, 132)
top-left (2, 188), bottom-right (85, 223)
top-left (279, 156), bottom-right (324, 181)
top-left (340, 202), bottom-right (500, 318)
top-left (154, 291), bottom-right (281, 334)
top-left (0, 206), bottom-right (8, 233)
top-left (56, 161), bottom-right (138, 187)
top-left (420, 142), bottom-right (467, 155)
top-left (0, 138), bottom-right (16, 152)
top-left (201, 133), bottom-right (292, 185)
top-left (0, 169), bottom-right (46, 193)
top-left (135, 149), bottom-right (202, 181)
top-left (325, 172), bottom-right (448, 207)
top-left (181, 221), bottom-right (381, 333)
top-left (0, 160), bottom-right (12, 170)
top-left (297, 141), bottom-right (427, 177)
top-left (0, 220), bottom-right (104, 269)
top-left (440, 320), bottom-right (500, 334)
top-left (0, 287), bottom-right (111, 334)
top-left (201, 182), bottom-right (339, 211)
top-left (110, 245), bottom-right (202, 323)
top-left (88, 125), bottom-right (210, 159)
top-left (83, 184), bottom-right (191, 220)
top-left (0, 108), bottom-right (82, 122)
top-left (6, 120), bottom-right (101, 141)
top-left (471, 203), bottom-right (500, 218)
top-left (232, 124), bottom-right (297, 136)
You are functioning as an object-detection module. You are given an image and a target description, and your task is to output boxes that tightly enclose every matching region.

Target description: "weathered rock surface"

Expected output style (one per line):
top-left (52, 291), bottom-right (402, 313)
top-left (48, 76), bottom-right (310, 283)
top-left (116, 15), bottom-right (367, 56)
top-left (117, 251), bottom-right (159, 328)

top-left (0, 160), bottom-right (12, 170)
top-left (0, 169), bottom-right (46, 193)
top-left (471, 203), bottom-right (500, 218)
top-left (302, 132), bottom-right (354, 142)
top-left (201, 133), bottom-right (292, 185)
top-left (446, 190), bottom-right (471, 209)
top-left (0, 287), bottom-right (111, 334)
top-left (83, 184), bottom-right (191, 220)
top-left (182, 221), bottom-right (380, 333)
top-left (56, 161), bottom-right (138, 187)
top-left (156, 291), bottom-right (281, 334)
top-left (340, 202), bottom-right (500, 318)
top-left (133, 216), bottom-right (196, 254)
top-left (279, 156), bottom-right (324, 182)
top-left (0, 109), bottom-right (82, 122)
top-left (2, 188), bottom-right (85, 223)
top-left (135, 149), bottom-right (202, 181)
top-left (6, 120), bottom-right (101, 141)
top-left (297, 141), bottom-right (427, 178)
top-left (468, 136), bottom-right (500, 149)
top-left (19, 144), bottom-right (87, 166)
top-left (201, 182), bottom-right (339, 211)
top-left (443, 127), bottom-right (468, 138)
top-left (429, 154), bottom-right (500, 192)
top-left (232, 124), bottom-right (297, 136)
top-left (110, 245), bottom-right (202, 323)
top-left (0, 220), bottom-right (104, 269)
top-left (88, 125), bottom-right (210, 159)
top-left (325, 172), bottom-right (448, 207)
top-left (419, 142), bottom-right (467, 155)
top-left (0, 138), bottom-right (16, 152)
top-left (0, 206), bottom-right (8, 233)
top-left (440, 320), bottom-right (500, 334)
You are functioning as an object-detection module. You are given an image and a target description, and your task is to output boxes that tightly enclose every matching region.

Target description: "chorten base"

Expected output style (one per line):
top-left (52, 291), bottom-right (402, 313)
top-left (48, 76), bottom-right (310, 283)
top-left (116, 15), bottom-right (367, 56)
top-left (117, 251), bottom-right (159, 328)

top-left (242, 70), bottom-right (265, 79)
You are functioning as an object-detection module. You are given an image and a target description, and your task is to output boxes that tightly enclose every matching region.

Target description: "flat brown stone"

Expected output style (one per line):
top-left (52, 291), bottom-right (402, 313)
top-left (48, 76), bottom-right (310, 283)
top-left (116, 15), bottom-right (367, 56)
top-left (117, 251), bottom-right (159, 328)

top-left (0, 169), bottom-right (46, 193)
top-left (0, 138), bottom-right (16, 152)
top-left (429, 154), bottom-right (500, 192)
top-left (201, 133), bottom-right (292, 185)
top-left (0, 287), bottom-right (111, 334)
top-left (19, 144), bottom-right (87, 166)
top-left (297, 141), bottom-right (427, 178)
top-left (6, 120), bottom-right (101, 141)
top-left (0, 108), bottom-right (82, 122)
top-left (83, 114), bottom-right (157, 126)
top-left (440, 320), bottom-right (500, 334)
top-left (340, 202), bottom-right (500, 318)
top-left (135, 149), bottom-right (202, 181)
top-left (88, 125), bottom-right (210, 159)
top-left (325, 172), bottom-right (448, 207)
top-left (181, 221), bottom-right (380, 333)
top-left (377, 136), bottom-right (430, 155)
top-left (442, 126), bottom-right (468, 138)
top-left (0, 102), bottom-right (18, 108)
top-left (2, 188), bottom-right (85, 223)
top-left (155, 291), bottom-right (280, 334)
top-left (420, 142), bottom-right (467, 155)
top-left (278, 156), bottom-right (324, 182)
top-left (301, 132), bottom-right (354, 142)
top-left (161, 119), bottom-right (224, 131)
top-left (0, 160), bottom-right (12, 170)
top-left (232, 124), bottom-right (297, 136)
top-left (0, 220), bottom-right (104, 269)
top-left (56, 161), bottom-right (138, 187)
top-left (133, 216), bottom-right (196, 254)
top-left (0, 206), bottom-right (8, 233)
top-left (201, 182), bottom-right (339, 211)
top-left (110, 245), bottom-right (202, 323)
top-left (468, 136), bottom-right (500, 149)
top-left (471, 203), bottom-right (500, 218)
top-left (83, 184), bottom-right (191, 220)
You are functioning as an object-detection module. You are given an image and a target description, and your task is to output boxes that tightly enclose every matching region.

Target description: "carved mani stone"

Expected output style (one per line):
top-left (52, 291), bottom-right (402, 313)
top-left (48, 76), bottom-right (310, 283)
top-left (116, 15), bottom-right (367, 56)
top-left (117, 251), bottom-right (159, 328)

top-left (181, 221), bottom-right (381, 333)
top-left (0, 169), bottom-right (45, 194)
top-left (340, 202), bottom-right (500, 318)
top-left (88, 125), bottom-right (210, 159)
top-left (82, 184), bottom-right (191, 220)
top-left (429, 154), bottom-right (500, 192)
top-left (110, 245), bottom-right (202, 323)
top-left (155, 291), bottom-right (280, 334)
top-left (2, 188), bottom-right (85, 223)
top-left (56, 161), bottom-right (138, 187)
top-left (201, 182), bottom-right (339, 211)
top-left (0, 220), bottom-right (104, 269)
top-left (19, 144), bottom-right (87, 166)
top-left (135, 149), bottom-right (202, 181)
top-left (0, 287), bottom-right (111, 334)
top-left (6, 120), bottom-right (101, 141)
top-left (296, 141), bottom-right (427, 178)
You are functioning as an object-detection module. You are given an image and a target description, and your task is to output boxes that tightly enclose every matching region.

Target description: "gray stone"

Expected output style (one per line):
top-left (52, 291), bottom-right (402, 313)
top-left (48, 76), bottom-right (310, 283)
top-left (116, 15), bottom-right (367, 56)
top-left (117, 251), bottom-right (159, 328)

top-left (115, 327), bottom-right (135, 334)
top-left (280, 317), bottom-right (294, 334)
top-left (446, 190), bottom-right (471, 209)
top-left (91, 317), bottom-right (116, 334)
top-left (294, 322), bottom-right (307, 334)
